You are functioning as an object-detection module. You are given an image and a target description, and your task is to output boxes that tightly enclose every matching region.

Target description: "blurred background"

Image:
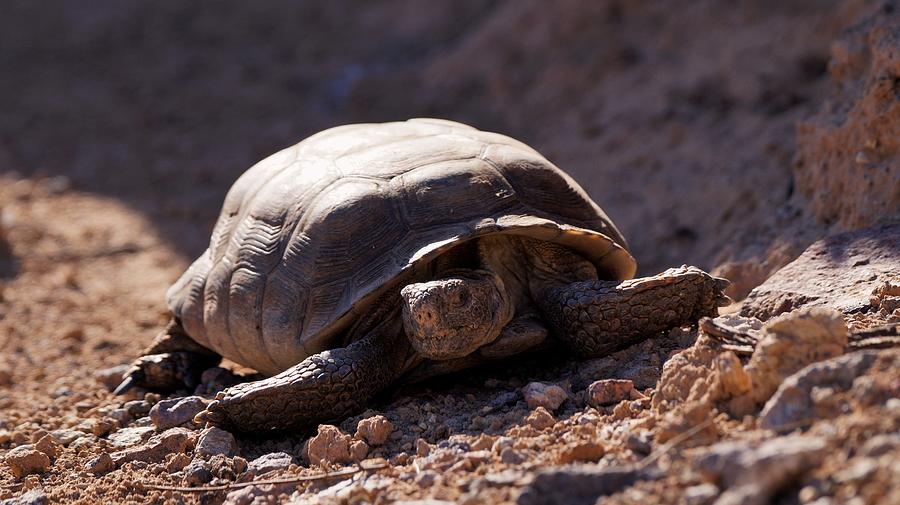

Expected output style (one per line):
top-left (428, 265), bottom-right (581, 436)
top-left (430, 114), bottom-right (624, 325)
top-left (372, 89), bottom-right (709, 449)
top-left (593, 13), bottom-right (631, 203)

top-left (0, 0), bottom-right (892, 281)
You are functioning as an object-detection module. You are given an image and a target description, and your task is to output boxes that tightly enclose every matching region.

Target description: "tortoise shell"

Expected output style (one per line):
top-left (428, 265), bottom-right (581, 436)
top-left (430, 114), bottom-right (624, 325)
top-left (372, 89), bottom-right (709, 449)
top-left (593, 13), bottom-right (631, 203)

top-left (166, 119), bottom-right (636, 375)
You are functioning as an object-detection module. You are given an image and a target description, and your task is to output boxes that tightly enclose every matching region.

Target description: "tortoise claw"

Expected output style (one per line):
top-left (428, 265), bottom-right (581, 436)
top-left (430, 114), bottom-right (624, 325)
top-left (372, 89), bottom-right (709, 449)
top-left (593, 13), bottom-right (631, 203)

top-left (194, 399), bottom-right (227, 427)
top-left (112, 372), bottom-right (140, 396)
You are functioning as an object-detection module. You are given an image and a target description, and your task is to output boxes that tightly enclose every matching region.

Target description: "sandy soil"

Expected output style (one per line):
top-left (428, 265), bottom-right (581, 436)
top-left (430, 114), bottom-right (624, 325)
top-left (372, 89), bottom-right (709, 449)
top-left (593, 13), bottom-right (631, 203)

top-left (1, 1), bottom-right (899, 504)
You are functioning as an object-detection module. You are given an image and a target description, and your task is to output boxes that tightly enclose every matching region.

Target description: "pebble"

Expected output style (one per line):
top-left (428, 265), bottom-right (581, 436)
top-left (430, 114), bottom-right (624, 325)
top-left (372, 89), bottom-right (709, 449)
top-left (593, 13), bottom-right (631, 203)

top-left (760, 351), bottom-right (882, 430)
top-left (34, 435), bottom-right (60, 460)
top-left (556, 442), bottom-right (605, 464)
top-left (518, 465), bottom-right (660, 505)
top-left (500, 447), bottom-right (523, 464)
top-left (350, 439), bottom-right (369, 461)
top-left (107, 426), bottom-right (155, 448)
top-left (50, 428), bottom-right (85, 446)
top-left (2, 489), bottom-right (49, 505)
top-left (95, 364), bottom-right (131, 391)
top-left (84, 452), bottom-right (115, 475)
top-left (123, 400), bottom-right (153, 418)
top-left (682, 483), bottom-right (719, 505)
top-left (196, 427), bottom-right (237, 457)
top-left (91, 419), bottom-right (116, 437)
top-left (625, 431), bottom-right (652, 456)
top-left (248, 452), bottom-right (293, 474)
top-left (184, 460), bottom-right (214, 485)
top-left (306, 425), bottom-right (352, 466)
top-left (587, 379), bottom-right (636, 407)
top-left (416, 438), bottom-right (431, 457)
top-left (149, 396), bottom-right (207, 429)
top-left (694, 435), bottom-right (828, 505)
top-left (166, 452), bottom-right (192, 473)
top-left (525, 407), bottom-right (555, 430)
top-left (355, 415), bottom-right (393, 446)
top-left (0, 364), bottom-right (13, 387)
top-left (5, 446), bottom-right (51, 478)
top-left (111, 427), bottom-right (194, 466)
top-left (415, 470), bottom-right (439, 487)
top-left (522, 382), bottom-right (568, 411)
top-left (69, 435), bottom-right (97, 452)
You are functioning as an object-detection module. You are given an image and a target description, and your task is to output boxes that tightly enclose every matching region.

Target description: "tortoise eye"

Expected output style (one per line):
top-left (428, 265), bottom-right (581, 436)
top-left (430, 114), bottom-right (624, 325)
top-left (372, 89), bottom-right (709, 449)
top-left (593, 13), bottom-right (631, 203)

top-left (448, 285), bottom-right (469, 307)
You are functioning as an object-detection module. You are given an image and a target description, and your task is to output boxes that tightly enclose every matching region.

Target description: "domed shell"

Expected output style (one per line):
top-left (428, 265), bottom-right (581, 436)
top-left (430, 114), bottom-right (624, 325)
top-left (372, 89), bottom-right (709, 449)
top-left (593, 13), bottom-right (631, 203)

top-left (166, 119), bottom-right (636, 375)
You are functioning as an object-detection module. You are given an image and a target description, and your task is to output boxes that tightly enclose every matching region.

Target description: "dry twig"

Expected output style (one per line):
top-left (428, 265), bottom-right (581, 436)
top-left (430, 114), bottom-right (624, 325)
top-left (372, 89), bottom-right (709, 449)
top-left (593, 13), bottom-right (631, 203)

top-left (139, 462), bottom-right (387, 493)
top-left (638, 418), bottom-right (715, 469)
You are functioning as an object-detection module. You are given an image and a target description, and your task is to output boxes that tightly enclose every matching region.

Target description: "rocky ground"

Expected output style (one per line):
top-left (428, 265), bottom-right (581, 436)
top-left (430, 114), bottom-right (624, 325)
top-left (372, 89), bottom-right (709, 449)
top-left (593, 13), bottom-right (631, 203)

top-left (1, 1), bottom-right (899, 504)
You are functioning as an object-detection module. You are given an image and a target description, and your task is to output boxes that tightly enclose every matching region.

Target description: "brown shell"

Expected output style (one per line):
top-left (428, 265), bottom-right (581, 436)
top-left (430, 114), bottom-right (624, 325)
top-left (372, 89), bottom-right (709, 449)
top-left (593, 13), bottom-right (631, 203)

top-left (166, 119), bottom-right (636, 375)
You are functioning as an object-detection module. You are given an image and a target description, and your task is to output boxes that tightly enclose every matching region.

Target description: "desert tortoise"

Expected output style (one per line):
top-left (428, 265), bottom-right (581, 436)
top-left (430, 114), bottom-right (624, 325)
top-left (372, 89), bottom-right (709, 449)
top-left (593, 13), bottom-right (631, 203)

top-left (116, 118), bottom-right (730, 432)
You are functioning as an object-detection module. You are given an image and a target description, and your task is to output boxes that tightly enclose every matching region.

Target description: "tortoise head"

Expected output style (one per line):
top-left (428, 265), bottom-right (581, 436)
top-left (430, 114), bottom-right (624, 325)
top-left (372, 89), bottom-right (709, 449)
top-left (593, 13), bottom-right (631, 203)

top-left (400, 269), bottom-right (514, 360)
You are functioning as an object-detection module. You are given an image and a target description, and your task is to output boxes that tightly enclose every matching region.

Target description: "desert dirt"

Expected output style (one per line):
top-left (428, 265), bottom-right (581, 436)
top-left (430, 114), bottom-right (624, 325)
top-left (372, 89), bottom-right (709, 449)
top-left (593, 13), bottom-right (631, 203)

top-left (1, 1), bottom-right (899, 504)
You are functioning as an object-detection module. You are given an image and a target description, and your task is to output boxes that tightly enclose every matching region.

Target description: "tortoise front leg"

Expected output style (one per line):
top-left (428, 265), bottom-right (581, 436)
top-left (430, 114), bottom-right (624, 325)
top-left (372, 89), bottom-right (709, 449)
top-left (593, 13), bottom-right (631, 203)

top-left (114, 319), bottom-right (221, 395)
top-left (195, 318), bottom-right (414, 433)
top-left (540, 266), bottom-right (731, 357)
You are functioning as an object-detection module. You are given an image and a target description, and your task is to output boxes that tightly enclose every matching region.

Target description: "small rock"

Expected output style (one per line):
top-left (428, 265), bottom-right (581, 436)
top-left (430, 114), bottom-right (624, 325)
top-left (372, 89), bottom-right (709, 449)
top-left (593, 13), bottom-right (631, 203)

top-left (746, 308), bottom-right (848, 404)
top-left (107, 426), bottom-right (155, 448)
top-left (0, 365), bottom-right (13, 388)
top-left (587, 379), bottom-right (635, 407)
top-left (860, 433), bottom-right (900, 457)
top-left (70, 435), bottom-right (97, 452)
top-left (694, 435), bottom-right (828, 505)
top-left (184, 460), bottom-right (213, 485)
top-left (95, 364), bottom-right (131, 391)
top-left (106, 408), bottom-right (132, 426)
top-left (470, 434), bottom-right (496, 452)
top-left (832, 458), bottom-right (878, 484)
top-left (49, 429), bottom-right (85, 446)
top-left (34, 435), bottom-right (60, 460)
top-left (233, 456), bottom-right (248, 474)
top-left (149, 396), bottom-right (208, 429)
top-left (196, 427), bottom-right (237, 457)
top-left (682, 483), bottom-right (719, 505)
top-left (355, 415), bottom-right (393, 446)
top-left (166, 452), bottom-right (191, 473)
top-left (5, 446), bottom-right (51, 478)
top-left (1, 489), bottom-right (49, 505)
top-left (525, 407), bottom-right (555, 430)
top-left (500, 447), bottom-right (524, 464)
top-left (415, 470), bottom-right (439, 487)
top-left (624, 431), bottom-right (652, 456)
top-left (518, 465), bottom-right (661, 505)
top-left (350, 440), bottom-right (369, 461)
top-left (306, 425), bottom-right (352, 466)
top-left (522, 382), bottom-right (568, 411)
top-left (760, 350), bottom-right (887, 430)
top-left (557, 442), bottom-right (605, 464)
top-left (715, 351), bottom-right (751, 397)
top-left (123, 400), bottom-right (153, 418)
top-left (84, 452), bottom-right (115, 475)
top-left (248, 452), bottom-right (293, 474)
top-left (416, 438), bottom-right (431, 457)
top-left (492, 437), bottom-right (514, 454)
top-left (91, 419), bottom-right (116, 437)
top-left (111, 427), bottom-right (194, 466)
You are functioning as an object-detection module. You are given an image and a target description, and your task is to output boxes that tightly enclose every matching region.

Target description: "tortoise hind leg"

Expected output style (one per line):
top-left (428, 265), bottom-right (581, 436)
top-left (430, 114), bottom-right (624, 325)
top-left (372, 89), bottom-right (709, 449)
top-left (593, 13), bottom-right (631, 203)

top-left (541, 266), bottom-right (731, 357)
top-left (114, 318), bottom-right (221, 395)
top-left (195, 317), bottom-right (414, 433)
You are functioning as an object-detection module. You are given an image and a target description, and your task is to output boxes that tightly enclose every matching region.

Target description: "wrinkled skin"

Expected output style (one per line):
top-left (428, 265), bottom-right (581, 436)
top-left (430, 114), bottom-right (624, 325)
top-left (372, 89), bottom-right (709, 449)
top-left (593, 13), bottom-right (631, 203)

top-left (400, 269), bottom-right (514, 360)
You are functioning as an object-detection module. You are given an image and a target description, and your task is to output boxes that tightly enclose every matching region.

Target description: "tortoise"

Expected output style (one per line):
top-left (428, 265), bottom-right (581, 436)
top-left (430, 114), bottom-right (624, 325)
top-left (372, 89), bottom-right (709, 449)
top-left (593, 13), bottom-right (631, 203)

top-left (116, 118), bottom-right (730, 433)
